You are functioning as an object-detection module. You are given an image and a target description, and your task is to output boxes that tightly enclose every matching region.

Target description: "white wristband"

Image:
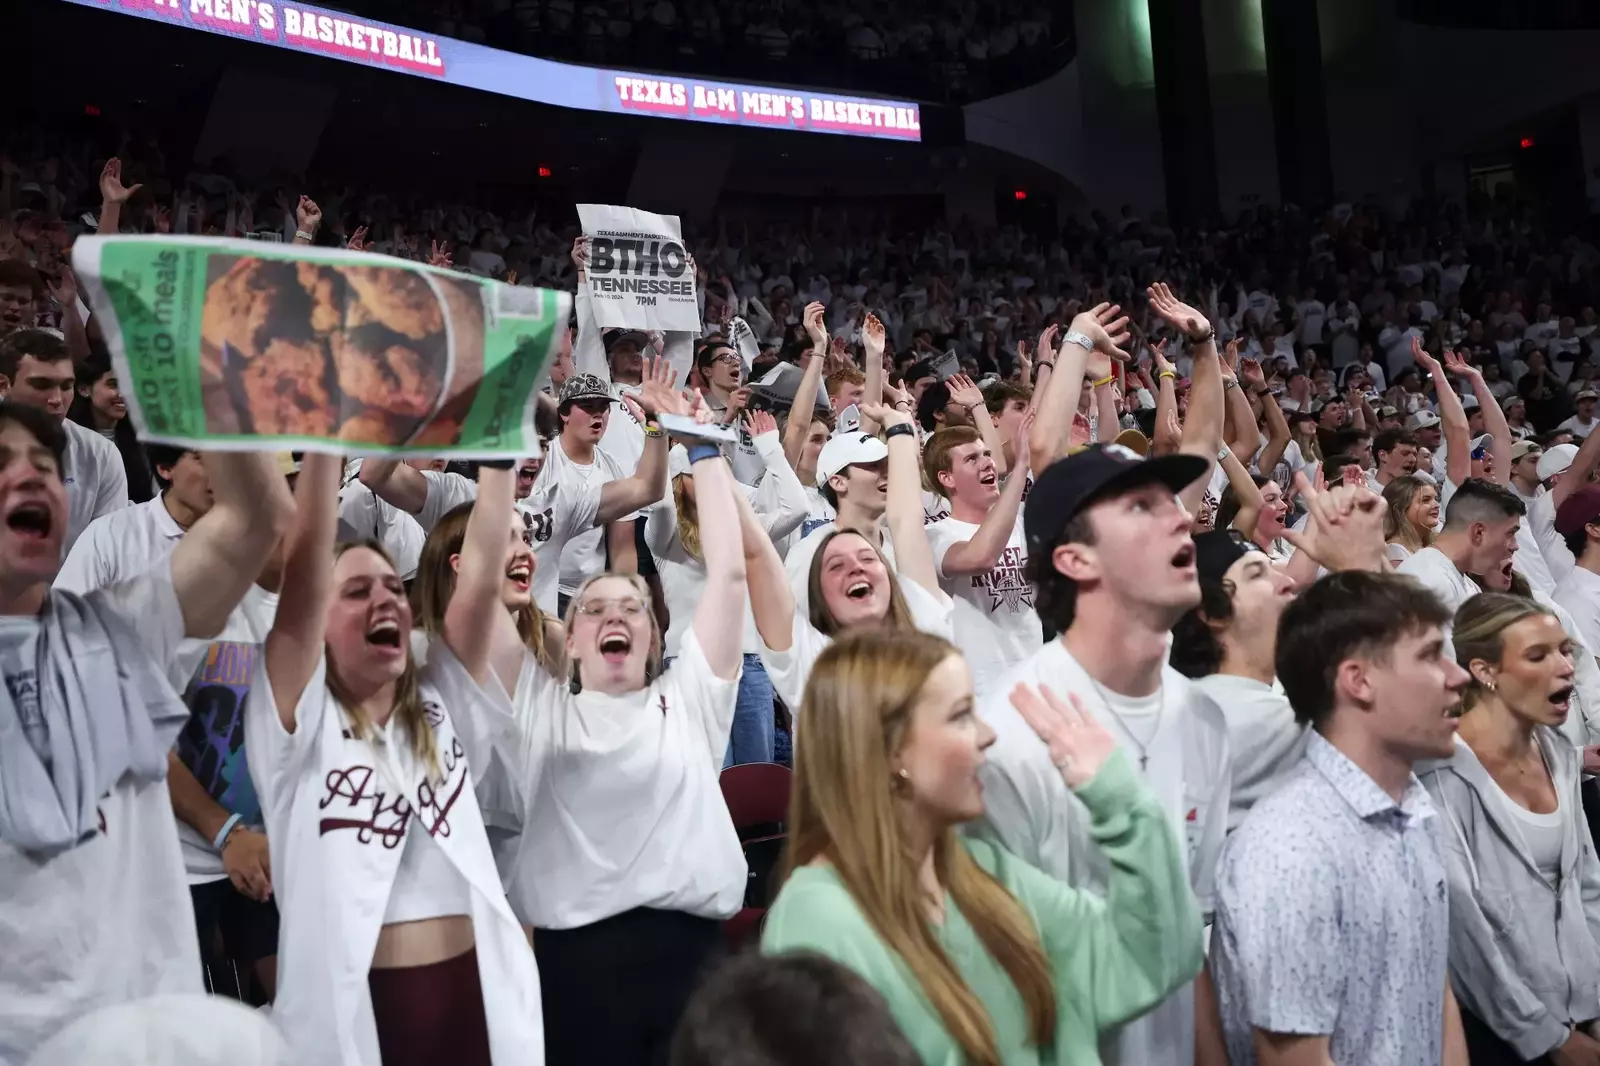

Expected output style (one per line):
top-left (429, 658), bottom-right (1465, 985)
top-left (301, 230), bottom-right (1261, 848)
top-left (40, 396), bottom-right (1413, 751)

top-left (1063, 330), bottom-right (1094, 355)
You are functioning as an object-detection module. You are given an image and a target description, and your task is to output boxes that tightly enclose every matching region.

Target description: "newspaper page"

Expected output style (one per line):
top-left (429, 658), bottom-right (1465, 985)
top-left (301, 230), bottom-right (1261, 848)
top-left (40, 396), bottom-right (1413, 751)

top-left (72, 236), bottom-right (568, 459)
top-left (577, 203), bottom-right (699, 332)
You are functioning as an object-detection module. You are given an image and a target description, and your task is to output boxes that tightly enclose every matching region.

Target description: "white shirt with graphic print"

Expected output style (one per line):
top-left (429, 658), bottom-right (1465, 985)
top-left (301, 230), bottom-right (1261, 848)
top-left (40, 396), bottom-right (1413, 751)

top-left (924, 511), bottom-right (1043, 696)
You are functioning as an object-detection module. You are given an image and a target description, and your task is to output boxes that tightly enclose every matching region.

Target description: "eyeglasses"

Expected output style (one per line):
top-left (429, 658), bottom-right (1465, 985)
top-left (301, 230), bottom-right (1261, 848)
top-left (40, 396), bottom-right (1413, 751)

top-left (576, 597), bottom-right (647, 617)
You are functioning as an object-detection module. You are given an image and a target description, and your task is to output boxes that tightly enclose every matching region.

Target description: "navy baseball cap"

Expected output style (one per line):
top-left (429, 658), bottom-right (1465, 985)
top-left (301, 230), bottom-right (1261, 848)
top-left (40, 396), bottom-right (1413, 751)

top-left (1023, 444), bottom-right (1209, 552)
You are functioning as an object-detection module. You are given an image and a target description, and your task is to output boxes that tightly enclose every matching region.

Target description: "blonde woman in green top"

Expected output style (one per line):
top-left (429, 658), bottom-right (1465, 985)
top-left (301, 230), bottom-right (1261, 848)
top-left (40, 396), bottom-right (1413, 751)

top-left (761, 629), bottom-right (1204, 1066)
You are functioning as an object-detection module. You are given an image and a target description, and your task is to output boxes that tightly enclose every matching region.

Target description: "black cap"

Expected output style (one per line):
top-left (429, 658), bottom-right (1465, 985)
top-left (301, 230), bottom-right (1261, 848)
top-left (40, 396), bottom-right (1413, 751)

top-left (1023, 444), bottom-right (1209, 552)
top-left (602, 327), bottom-right (649, 354)
top-left (1193, 528), bottom-right (1261, 587)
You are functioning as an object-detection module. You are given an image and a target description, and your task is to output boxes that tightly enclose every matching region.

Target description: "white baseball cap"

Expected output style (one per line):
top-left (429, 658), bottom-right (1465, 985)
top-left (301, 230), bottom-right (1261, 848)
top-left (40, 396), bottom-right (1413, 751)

top-left (668, 443), bottom-right (692, 480)
top-left (1538, 443), bottom-right (1579, 482)
top-left (1407, 410), bottom-right (1441, 430)
top-left (815, 431), bottom-right (889, 488)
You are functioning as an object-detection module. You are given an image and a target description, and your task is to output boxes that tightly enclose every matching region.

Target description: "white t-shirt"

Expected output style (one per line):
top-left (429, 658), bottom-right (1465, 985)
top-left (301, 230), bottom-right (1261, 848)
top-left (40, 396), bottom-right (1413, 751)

top-left (1556, 567), bottom-right (1600, 666)
top-left (53, 496), bottom-right (282, 884)
top-left (1528, 491), bottom-right (1576, 587)
top-left (1559, 415), bottom-right (1598, 440)
top-left (924, 512), bottom-right (1043, 696)
top-left (0, 566), bottom-right (201, 1066)
top-left (970, 638), bottom-right (1231, 1066)
top-left (60, 417), bottom-right (129, 560)
top-left (246, 649), bottom-right (543, 1066)
top-left (467, 632), bottom-right (747, 929)
top-left (761, 578), bottom-right (954, 711)
top-left (338, 475), bottom-right (426, 581)
top-left (1397, 546), bottom-right (1482, 617)
top-left (783, 519), bottom-right (905, 621)
top-left (543, 441), bottom-right (627, 596)
top-left (1190, 675), bottom-right (1308, 832)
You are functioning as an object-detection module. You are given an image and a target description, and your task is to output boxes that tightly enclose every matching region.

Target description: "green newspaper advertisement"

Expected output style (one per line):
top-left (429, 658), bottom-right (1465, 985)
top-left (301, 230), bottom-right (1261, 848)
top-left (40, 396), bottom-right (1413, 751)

top-left (72, 236), bottom-right (569, 458)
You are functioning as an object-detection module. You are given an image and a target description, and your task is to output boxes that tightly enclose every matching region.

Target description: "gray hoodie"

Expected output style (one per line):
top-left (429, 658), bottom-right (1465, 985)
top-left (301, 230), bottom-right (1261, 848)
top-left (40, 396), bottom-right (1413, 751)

top-left (1418, 728), bottom-right (1600, 1060)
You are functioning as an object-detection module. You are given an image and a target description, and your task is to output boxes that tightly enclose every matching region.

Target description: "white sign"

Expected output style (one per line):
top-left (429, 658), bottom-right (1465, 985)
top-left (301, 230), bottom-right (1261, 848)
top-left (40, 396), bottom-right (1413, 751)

top-left (578, 203), bottom-right (700, 333)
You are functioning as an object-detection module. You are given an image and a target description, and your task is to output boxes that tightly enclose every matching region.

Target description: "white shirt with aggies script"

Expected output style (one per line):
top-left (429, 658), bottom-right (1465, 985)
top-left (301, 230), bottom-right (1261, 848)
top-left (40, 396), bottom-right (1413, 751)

top-left (924, 510), bottom-right (1042, 696)
top-left (970, 638), bottom-right (1231, 1066)
top-left (246, 649), bottom-right (544, 1066)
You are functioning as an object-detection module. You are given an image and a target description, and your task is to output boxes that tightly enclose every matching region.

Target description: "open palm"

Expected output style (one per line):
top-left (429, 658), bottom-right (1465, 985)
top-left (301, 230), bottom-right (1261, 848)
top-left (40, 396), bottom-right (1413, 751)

top-left (1008, 683), bottom-right (1119, 788)
top-left (1147, 283), bottom-right (1210, 340)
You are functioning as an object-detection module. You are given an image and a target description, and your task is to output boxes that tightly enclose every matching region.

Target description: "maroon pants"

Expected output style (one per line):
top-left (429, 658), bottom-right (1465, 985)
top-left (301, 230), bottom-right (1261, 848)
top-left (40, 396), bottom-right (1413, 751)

top-left (368, 946), bottom-right (491, 1066)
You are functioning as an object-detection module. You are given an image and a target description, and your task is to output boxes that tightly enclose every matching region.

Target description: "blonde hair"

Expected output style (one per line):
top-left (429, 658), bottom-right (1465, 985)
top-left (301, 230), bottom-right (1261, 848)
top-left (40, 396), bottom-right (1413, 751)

top-left (328, 540), bottom-right (439, 781)
top-left (672, 474), bottom-right (702, 562)
top-left (561, 571), bottom-right (663, 691)
top-left (806, 529), bottom-right (917, 637)
top-left (1453, 592), bottom-right (1556, 714)
top-left (409, 502), bottom-right (561, 676)
top-left (1382, 475), bottom-right (1436, 553)
top-left (785, 630), bottom-right (1057, 1066)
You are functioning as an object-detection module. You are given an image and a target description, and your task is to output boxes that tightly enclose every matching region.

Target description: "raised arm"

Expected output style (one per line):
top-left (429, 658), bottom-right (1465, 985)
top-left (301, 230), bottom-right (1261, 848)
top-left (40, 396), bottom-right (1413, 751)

top-left (1031, 303), bottom-right (1130, 476)
top-left (865, 402), bottom-right (941, 598)
top-left (96, 158), bottom-right (141, 236)
top-left (263, 452), bottom-right (340, 731)
top-left (746, 411), bottom-right (809, 541)
top-left (686, 450), bottom-right (748, 680)
top-left (1244, 358), bottom-right (1292, 475)
top-left (169, 451), bottom-right (294, 640)
top-left (593, 357), bottom-right (679, 523)
top-left (1416, 340), bottom-right (1469, 487)
top-left (570, 237), bottom-right (609, 381)
top-left (782, 328), bottom-right (829, 469)
top-left (949, 372), bottom-right (1011, 472)
top-left (1221, 342), bottom-right (1258, 458)
top-left (940, 412), bottom-right (1034, 575)
top-left (442, 464), bottom-right (524, 690)
top-left (1150, 283), bottom-right (1223, 517)
top-left (735, 486), bottom-right (795, 654)
top-left (358, 458), bottom-right (429, 514)
top-left (1221, 449), bottom-right (1265, 536)
top-left (1555, 418), bottom-right (1600, 510)
top-left (1445, 351), bottom-right (1511, 486)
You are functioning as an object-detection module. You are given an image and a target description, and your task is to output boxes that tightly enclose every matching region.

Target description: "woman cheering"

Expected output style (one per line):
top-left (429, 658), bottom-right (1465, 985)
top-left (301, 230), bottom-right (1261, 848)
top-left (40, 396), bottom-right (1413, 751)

top-left (1419, 593), bottom-right (1600, 1065)
top-left (246, 453), bottom-right (543, 1066)
top-left (762, 629), bottom-right (1203, 1065)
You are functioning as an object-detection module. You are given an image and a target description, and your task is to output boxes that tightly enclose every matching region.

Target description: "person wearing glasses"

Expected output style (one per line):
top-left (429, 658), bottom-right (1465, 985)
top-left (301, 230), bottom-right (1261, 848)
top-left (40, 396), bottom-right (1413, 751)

top-left (449, 406), bottom-right (753, 1066)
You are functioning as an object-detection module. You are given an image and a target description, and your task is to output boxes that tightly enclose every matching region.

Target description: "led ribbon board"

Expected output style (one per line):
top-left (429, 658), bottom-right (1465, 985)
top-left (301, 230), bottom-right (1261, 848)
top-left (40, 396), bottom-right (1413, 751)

top-left (61, 0), bottom-right (924, 141)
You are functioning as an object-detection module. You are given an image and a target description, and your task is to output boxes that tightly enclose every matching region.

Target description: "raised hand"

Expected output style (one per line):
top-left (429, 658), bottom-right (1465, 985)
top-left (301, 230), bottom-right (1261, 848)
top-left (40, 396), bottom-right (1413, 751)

top-left (635, 355), bottom-right (684, 417)
top-left (346, 225), bottom-right (373, 252)
top-left (99, 158), bottom-right (142, 205)
top-left (1281, 470), bottom-right (1388, 573)
top-left (295, 195), bottom-right (322, 233)
top-left (724, 385), bottom-right (753, 419)
top-left (1008, 683), bottom-right (1119, 788)
top-left (152, 205), bottom-right (172, 234)
top-left (1222, 338), bottom-right (1241, 379)
top-left (505, 269), bottom-right (519, 287)
top-left (862, 311), bottom-right (886, 358)
top-left (427, 240), bottom-right (453, 269)
top-left (570, 236), bottom-right (590, 275)
top-left (1149, 337), bottom-right (1175, 376)
top-left (882, 378), bottom-right (912, 412)
top-left (47, 267), bottom-right (77, 309)
top-left (803, 300), bottom-right (829, 351)
top-left (1146, 282), bottom-right (1212, 341)
top-left (1066, 302), bottom-right (1134, 372)
top-left (1035, 322), bottom-right (1060, 364)
top-left (1411, 335), bottom-right (1442, 376)
top-left (744, 409), bottom-right (778, 438)
top-left (861, 400), bottom-right (912, 429)
top-left (1239, 357), bottom-right (1266, 392)
top-left (946, 373), bottom-right (983, 409)
top-left (1442, 349), bottom-right (1481, 379)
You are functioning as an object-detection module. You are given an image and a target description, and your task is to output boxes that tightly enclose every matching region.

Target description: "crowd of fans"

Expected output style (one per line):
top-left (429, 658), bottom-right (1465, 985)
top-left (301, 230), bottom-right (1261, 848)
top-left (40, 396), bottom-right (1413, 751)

top-left (325, 0), bottom-right (1070, 101)
top-left (11, 116), bottom-right (1600, 1066)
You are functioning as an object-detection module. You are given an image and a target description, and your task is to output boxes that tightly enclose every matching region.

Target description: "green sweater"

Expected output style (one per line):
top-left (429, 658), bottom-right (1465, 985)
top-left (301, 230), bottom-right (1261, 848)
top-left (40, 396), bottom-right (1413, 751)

top-left (760, 751), bottom-right (1203, 1065)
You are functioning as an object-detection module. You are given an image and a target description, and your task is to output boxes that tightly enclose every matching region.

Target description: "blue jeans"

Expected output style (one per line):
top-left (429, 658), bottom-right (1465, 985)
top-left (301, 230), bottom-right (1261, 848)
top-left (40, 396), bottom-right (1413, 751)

top-left (663, 652), bottom-right (775, 767)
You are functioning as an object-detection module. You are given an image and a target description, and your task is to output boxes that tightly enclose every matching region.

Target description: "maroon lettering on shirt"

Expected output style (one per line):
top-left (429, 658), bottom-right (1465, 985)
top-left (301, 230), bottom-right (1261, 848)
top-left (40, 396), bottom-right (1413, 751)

top-left (318, 765), bottom-right (412, 847)
top-left (969, 544), bottom-right (1034, 613)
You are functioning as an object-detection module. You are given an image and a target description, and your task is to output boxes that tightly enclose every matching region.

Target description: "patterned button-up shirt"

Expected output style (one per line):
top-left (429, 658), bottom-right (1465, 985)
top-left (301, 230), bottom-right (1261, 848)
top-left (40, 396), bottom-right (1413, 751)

top-left (1210, 732), bottom-right (1449, 1066)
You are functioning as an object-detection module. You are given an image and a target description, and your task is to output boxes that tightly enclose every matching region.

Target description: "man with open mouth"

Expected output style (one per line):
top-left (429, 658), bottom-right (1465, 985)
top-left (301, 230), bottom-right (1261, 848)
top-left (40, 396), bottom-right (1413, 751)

top-left (0, 400), bottom-right (293, 1064)
top-left (0, 329), bottom-right (128, 558)
top-left (922, 421), bottom-right (1041, 697)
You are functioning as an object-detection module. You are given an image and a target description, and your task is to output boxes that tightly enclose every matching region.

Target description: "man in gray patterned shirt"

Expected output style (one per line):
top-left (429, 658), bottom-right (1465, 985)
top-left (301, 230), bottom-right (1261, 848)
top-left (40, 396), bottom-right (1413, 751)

top-left (1208, 571), bottom-right (1472, 1065)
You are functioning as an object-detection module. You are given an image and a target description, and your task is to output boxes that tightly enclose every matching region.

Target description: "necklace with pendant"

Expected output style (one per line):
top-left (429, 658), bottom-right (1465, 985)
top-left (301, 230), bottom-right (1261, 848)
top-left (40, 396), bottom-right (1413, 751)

top-left (1083, 673), bottom-right (1164, 772)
